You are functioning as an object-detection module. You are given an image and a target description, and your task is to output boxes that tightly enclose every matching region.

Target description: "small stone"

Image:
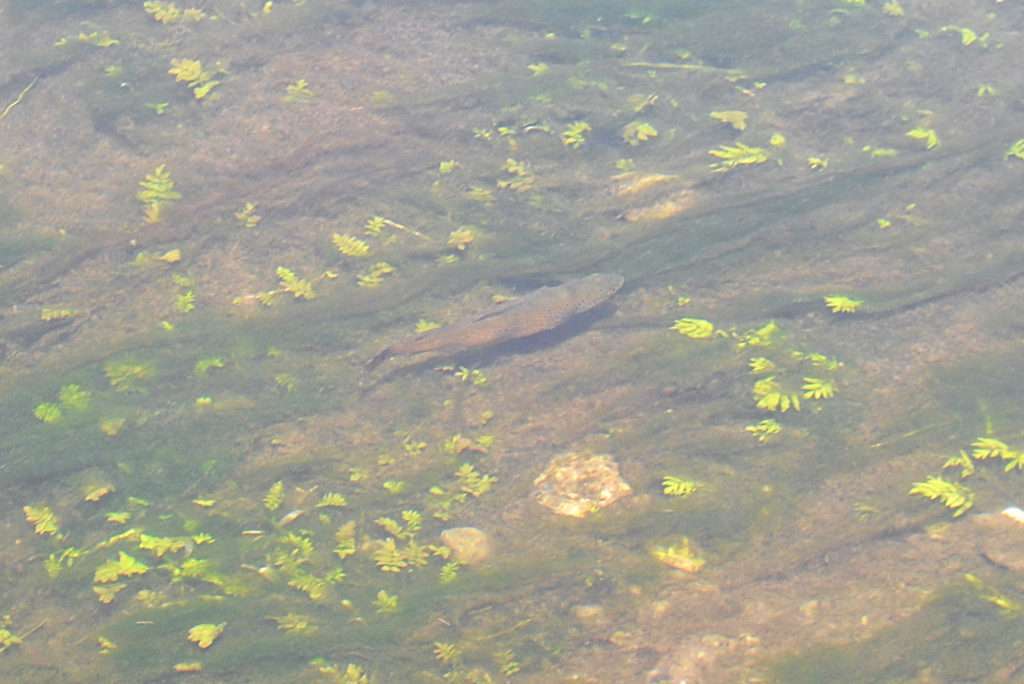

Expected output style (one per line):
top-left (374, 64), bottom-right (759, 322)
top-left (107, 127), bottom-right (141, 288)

top-left (532, 452), bottom-right (632, 518)
top-left (440, 527), bottom-right (492, 565)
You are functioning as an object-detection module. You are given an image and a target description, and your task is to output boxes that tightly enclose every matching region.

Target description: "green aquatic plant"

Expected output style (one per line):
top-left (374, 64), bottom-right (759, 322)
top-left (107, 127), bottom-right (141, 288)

top-left (373, 590), bottom-right (398, 614)
top-left (622, 121), bottom-right (658, 146)
top-left (34, 402), bottom-right (63, 424)
top-left (194, 357), bottom-right (224, 375)
top-left (824, 295), bottom-right (862, 313)
top-left (652, 537), bottom-right (705, 572)
top-left (882, 1), bottom-right (903, 15)
top-left (752, 376), bottom-right (800, 413)
top-left (58, 384), bottom-right (91, 410)
top-left (1005, 139), bottom-right (1024, 161)
top-left (270, 613), bottom-right (317, 634)
top-left (710, 110), bottom-right (747, 130)
top-left (942, 450), bottom-right (975, 479)
top-left (456, 463), bottom-right (496, 497)
top-left (964, 573), bottom-right (1022, 616)
top-left (187, 622), bottom-right (225, 649)
top-left (136, 164), bottom-right (181, 223)
top-left (940, 25), bottom-right (986, 47)
top-left (709, 142), bottom-right (768, 171)
top-left (748, 357), bottom-right (776, 374)
top-left (277, 267), bottom-right (316, 299)
top-left (169, 58), bottom-right (220, 99)
top-left (745, 418), bottom-right (781, 442)
top-left (94, 551), bottom-right (150, 583)
top-left (145, 2), bottom-right (205, 23)
top-left (801, 377), bottom-right (835, 400)
top-left (235, 202), bottom-right (261, 228)
top-left (671, 317), bottom-right (715, 339)
top-left (284, 79), bottom-right (315, 103)
top-left (906, 127), bottom-right (939, 150)
top-left (527, 62), bottom-right (549, 76)
top-left (561, 121), bottom-right (591, 148)
top-left (23, 505), bottom-right (59, 536)
top-left (105, 360), bottom-right (152, 391)
top-left (439, 560), bottom-right (460, 583)
top-left (497, 158), bottom-right (535, 192)
top-left (357, 262), bottom-right (395, 288)
top-left (316, 492), bottom-right (348, 508)
top-left (908, 476), bottom-right (973, 517)
top-left (807, 156), bottom-right (829, 169)
top-left (263, 481), bottom-right (285, 511)
top-left (662, 476), bottom-right (698, 497)
top-left (332, 233), bottom-right (370, 257)
top-left (434, 641), bottom-right (461, 664)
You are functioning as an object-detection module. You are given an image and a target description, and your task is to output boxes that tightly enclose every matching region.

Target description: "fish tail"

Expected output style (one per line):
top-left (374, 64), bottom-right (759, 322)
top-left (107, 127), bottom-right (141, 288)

top-left (366, 347), bottom-right (392, 370)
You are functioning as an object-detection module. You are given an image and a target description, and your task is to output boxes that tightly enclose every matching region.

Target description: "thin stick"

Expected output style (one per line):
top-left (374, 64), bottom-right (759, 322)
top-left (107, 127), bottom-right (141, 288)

top-left (0, 77), bottom-right (39, 120)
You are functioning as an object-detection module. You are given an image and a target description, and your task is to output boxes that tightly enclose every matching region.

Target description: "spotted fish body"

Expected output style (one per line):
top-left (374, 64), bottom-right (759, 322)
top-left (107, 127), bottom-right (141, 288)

top-left (367, 273), bottom-right (625, 368)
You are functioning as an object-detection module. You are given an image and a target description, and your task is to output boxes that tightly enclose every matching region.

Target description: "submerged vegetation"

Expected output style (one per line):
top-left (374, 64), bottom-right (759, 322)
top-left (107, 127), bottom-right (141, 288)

top-left (8, 0), bottom-right (1024, 681)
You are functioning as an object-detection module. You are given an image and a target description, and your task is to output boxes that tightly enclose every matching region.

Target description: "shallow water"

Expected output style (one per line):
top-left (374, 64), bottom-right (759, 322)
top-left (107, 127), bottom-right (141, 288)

top-left (3, 0), bottom-right (1024, 681)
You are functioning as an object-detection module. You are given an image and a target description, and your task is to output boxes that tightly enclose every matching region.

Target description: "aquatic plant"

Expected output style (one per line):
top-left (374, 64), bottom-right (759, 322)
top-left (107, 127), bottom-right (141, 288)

top-left (527, 62), bottom-right (549, 76)
top-left (709, 142), bottom-right (768, 171)
top-left (94, 551), bottom-right (149, 583)
top-left (940, 25), bottom-right (985, 47)
top-left (662, 476), bottom-right (698, 497)
top-left (942, 450), bottom-right (975, 478)
top-left (745, 419), bottom-right (781, 442)
top-left (710, 110), bottom-right (747, 130)
top-left (439, 561), bottom-right (460, 583)
top-left (23, 505), bottom-right (59, 536)
top-left (332, 233), bottom-right (370, 257)
top-left (882, 1), bottom-right (904, 16)
top-left (84, 484), bottom-right (114, 502)
top-left (168, 58), bottom-right (220, 99)
top-left (456, 463), bottom-right (496, 497)
top-left (263, 481), bottom-right (285, 511)
top-left (824, 295), bottom-right (862, 313)
top-left (906, 127), bottom-right (939, 150)
top-left (748, 357), bottom-right (776, 373)
top-left (100, 417), bottom-right (126, 437)
top-left (752, 376), bottom-right (800, 412)
top-left (284, 79), bottom-right (315, 103)
top-left (34, 402), bottom-right (63, 424)
top-left (561, 121), bottom-right (591, 148)
top-left (357, 262), bottom-right (395, 288)
top-left (235, 202), bottom-right (261, 228)
top-left (497, 158), bottom-right (534, 192)
top-left (136, 164), bottom-right (181, 222)
top-left (807, 156), bottom-right (829, 169)
top-left (671, 317), bottom-right (715, 339)
top-left (187, 622), bottom-right (225, 649)
top-left (908, 476), bottom-right (973, 517)
top-left (270, 613), bottom-right (317, 634)
top-left (316, 492), bottom-right (348, 508)
top-left (623, 121), bottom-right (658, 146)
top-left (194, 357), bottom-right (224, 375)
top-left (105, 360), bottom-right (153, 391)
top-left (801, 377), bottom-right (835, 400)
top-left (438, 160), bottom-right (459, 174)
top-left (1005, 139), bottom-right (1024, 161)
top-left (373, 590), bottom-right (398, 613)
top-left (652, 537), bottom-right (705, 572)
top-left (145, 2), bottom-right (205, 23)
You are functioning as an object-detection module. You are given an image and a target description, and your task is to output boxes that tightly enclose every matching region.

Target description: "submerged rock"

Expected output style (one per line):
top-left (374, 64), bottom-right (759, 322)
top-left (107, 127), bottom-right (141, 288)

top-left (440, 526), bottom-right (492, 565)
top-left (532, 452), bottom-right (632, 518)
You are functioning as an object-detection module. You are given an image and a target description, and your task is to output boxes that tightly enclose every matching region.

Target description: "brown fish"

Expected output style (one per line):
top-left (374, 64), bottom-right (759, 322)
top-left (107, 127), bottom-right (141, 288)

top-left (367, 273), bottom-right (625, 368)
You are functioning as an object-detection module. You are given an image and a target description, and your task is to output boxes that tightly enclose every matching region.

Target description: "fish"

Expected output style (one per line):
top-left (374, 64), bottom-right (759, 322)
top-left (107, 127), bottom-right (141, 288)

top-left (367, 273), bottom-right (625, 368)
